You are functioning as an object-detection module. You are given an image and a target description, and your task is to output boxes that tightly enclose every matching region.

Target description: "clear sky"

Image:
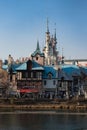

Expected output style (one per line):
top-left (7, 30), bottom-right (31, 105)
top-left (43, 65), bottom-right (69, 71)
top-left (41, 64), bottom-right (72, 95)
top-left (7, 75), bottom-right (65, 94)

top-left (0, 0), bottom-right (87, 61)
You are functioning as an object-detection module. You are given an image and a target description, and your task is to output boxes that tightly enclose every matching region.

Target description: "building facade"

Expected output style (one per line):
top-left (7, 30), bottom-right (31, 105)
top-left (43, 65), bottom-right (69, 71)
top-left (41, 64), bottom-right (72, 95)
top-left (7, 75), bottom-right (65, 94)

top-left (16, 60), bottom-right (44, 97)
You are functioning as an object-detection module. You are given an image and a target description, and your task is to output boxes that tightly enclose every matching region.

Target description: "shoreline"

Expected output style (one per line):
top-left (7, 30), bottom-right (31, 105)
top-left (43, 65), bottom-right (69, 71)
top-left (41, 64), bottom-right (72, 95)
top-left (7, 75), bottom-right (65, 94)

top-left (0, 103), bottom-right (87, 111)
top-left (0, 98), bottom-right (87, 111)
top-left (1, 110), bottom-right (87, 115)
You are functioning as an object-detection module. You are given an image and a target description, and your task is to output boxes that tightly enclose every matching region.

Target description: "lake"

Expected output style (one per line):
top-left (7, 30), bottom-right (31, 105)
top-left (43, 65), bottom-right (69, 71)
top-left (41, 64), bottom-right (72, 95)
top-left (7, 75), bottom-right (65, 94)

top-left (0, 110), bottom-right (87, 130)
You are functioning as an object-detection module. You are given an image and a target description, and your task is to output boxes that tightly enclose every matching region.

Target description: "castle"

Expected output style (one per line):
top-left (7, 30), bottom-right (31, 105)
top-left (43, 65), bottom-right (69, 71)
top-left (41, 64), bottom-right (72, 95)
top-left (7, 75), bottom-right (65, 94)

top-left (31, 19), bottom-right (60, 66)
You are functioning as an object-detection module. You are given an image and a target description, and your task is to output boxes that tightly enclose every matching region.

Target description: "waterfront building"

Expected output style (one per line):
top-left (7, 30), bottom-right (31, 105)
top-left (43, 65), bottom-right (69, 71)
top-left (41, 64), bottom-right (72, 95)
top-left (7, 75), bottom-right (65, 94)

top-left (15, 59), bottom-right (44, 98)
top-left (42, 66), bottom-right (57, 99)
top-left (79, 66), bottom-right (87, 98)
top-left (61, 64), bottom-right (81, 99)
top-left (56, 66), bottom-right (72, 99)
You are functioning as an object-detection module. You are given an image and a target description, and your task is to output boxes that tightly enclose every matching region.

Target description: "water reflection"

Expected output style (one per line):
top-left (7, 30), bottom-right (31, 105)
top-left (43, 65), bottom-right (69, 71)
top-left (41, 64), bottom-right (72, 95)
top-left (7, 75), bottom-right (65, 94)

top-left (0, 111), bottom-right (87, 130)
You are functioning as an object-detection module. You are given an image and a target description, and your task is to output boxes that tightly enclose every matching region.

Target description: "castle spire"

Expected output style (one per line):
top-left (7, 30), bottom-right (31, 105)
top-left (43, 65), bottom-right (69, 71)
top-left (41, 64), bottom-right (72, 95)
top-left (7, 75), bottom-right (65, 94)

top-left (46, 18), bottom-right (49, 33)
top-left (54, 23), bottom-right (57, 43)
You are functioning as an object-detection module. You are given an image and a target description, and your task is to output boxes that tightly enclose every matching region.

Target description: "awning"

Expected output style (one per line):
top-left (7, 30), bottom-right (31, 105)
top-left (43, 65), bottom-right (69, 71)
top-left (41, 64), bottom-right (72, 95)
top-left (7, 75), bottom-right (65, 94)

top-left (20, 88), bottom-right (39, 93)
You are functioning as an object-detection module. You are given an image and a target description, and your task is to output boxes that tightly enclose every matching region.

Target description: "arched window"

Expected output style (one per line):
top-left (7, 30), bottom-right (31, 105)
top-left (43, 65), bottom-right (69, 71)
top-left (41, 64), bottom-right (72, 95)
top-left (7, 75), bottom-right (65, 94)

top-left (36, 57), bottom-right (38, 60)
top-left (48, 73), bottom-right (52, 79)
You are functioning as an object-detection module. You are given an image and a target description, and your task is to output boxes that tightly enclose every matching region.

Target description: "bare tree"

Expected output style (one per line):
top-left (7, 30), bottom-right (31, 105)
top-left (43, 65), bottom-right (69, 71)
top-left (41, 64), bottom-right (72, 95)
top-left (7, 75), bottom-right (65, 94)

top-left (0, 68), bottom-right (9, 95)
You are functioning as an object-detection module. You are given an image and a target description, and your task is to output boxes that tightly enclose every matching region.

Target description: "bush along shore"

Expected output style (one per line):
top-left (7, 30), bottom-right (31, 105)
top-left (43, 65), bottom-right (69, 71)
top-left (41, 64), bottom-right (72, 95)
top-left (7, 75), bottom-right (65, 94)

top-left (0, 98), bottom-right (87, 111)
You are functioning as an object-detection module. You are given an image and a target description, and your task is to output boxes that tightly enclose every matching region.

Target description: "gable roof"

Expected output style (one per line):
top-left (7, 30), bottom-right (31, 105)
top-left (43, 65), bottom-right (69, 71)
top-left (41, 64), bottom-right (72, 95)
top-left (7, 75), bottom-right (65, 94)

top-left (2, 63), bottom-right (21, 73)
top-left (16, 60), bottom-right (44, 71)
top-left (31, 41), bottom-right (44, 57)
top-left (8, 63), bottom-right (21, 73)
top-left (61, 64), bottom-right (81, 77)
top-left (58, 69), bottom-right (72, 81)
top-left (16, 62), bottom-right (27, 70)
top-left (42, 66), bottom-right (56, 78)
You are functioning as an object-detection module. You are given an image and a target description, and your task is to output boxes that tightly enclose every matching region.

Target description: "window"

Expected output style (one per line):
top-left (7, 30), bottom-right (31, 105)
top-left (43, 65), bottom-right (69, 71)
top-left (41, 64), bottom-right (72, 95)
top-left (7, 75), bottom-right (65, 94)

top-left (28, 72), bottom-right (31, 78)
top-left (73, 78), bottom-right (78, 85)
top-left (33, 72), bottom-right (37, 78)
top-left (22, 72), bottom-right (25, 78)
top-left (39, 72), bottom-right (42, 79)
top-left (10, 75), bottom-right (12, 81)
top-left (36, 57), bottom-right (38, 60)
top-left (48, 73), bottom-right (52, 79)
top-left (61, 77), bottom-right (64, 81)
top-left (44, 80), bottom-right (46, 85)
top-left (37, 72), bottom-right (42, 79)
top-left (17, 72), bottom-right (20, 80)
top-left (53, 80), bottom-right (56, 85)
top-left (31, 72), bottom-right (33, 78)
top-left (25, 72), bottom-right (28, 78)
top-left (22, 72), bottom-right (28, 78)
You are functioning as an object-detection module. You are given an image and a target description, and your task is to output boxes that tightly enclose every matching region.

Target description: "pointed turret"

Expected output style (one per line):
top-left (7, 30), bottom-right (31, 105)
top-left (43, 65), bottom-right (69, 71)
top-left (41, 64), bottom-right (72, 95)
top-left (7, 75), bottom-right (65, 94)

top-left (31, 40), bottom-right (45, 65)
top-left (31, 40), bottom-right (44, 57)
top-left (36, 40), bottom-right (40, 51)
top-left (54, 24), bottom-right (57, 44)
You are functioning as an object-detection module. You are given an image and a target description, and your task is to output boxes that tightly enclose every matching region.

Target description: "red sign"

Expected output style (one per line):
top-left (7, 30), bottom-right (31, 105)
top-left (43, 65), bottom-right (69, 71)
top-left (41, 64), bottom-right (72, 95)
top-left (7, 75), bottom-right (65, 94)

top-left (20, 88), bottom-right (39, 93)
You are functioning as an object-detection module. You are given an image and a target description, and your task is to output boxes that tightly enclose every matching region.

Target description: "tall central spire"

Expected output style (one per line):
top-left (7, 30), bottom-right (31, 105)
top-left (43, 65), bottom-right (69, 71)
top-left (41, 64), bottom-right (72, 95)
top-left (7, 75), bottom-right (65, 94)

top-left (54, 23), bottom-right (57, 41)
top-left (47, 18), bottom-right (49, 33)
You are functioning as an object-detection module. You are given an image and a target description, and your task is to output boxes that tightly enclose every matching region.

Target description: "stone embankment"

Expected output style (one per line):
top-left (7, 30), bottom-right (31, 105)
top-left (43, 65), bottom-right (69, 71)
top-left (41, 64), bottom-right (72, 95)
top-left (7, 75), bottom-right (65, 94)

top-left (0, 103), bottom-right (87, 111)
top-left (0, 98), bottom-right (87, 111)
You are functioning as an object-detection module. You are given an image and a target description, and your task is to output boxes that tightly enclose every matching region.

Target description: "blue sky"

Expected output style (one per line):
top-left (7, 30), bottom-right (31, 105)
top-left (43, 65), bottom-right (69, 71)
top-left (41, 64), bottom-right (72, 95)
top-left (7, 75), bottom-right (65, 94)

top-left (0, 0), bottom-right (87, 60)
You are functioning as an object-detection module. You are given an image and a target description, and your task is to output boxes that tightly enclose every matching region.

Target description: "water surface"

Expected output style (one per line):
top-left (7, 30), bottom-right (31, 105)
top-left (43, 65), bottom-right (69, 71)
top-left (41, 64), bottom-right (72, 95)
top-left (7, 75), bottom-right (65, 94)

top-left (0, 111), bottom-right (87, 130)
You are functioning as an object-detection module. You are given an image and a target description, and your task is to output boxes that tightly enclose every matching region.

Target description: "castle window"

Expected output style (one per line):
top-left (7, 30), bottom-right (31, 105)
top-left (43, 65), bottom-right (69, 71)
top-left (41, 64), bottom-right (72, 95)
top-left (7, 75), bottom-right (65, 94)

top-left (36, 57), bottom-right (38, 60)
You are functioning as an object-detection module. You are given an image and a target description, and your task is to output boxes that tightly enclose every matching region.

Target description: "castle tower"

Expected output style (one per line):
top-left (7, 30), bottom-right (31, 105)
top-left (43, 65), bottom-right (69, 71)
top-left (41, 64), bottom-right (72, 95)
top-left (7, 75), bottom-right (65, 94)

top-left (45, 18), bottom-right (50, 58)
top-left (31, 40), bottom-right (45, 65)
top-left (43, 20), bottom-right (58, 65)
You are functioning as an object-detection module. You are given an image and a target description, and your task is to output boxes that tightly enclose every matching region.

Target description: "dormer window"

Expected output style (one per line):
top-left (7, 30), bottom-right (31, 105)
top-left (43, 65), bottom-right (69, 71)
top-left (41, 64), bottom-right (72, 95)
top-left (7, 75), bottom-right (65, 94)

top-left (48, 73), bottom-right (52, 79)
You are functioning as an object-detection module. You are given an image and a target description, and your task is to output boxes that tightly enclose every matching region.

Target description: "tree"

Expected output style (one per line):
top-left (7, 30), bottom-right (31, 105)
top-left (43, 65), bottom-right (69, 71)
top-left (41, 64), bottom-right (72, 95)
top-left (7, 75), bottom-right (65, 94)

top-left (0, 68), bottom-right (9, 96)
